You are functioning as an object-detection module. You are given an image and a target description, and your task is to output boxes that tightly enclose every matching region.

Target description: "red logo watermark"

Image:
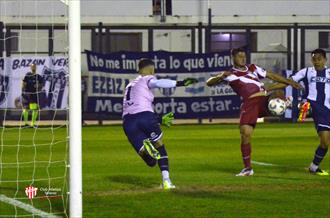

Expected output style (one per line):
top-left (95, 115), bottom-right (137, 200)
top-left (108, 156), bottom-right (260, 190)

top-left (25, 186), bottom-right (38, 199)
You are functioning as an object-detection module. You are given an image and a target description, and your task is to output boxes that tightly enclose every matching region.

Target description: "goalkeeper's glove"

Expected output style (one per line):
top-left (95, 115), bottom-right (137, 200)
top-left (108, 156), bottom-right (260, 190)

top-left (161, 112), bottom-right (174, 127)
top-left (176, 78), bottom-right (198, 87)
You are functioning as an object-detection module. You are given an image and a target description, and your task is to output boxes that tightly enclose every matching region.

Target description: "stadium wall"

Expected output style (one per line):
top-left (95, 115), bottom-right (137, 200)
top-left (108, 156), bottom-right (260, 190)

top-left (1, 0), bottom-right (329, 24)
top-left (0, 0), bottom-right (329, 122)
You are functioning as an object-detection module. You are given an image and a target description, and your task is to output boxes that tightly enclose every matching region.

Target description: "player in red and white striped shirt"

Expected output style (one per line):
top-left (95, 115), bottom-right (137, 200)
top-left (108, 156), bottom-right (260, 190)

top-left (207, 48), bottom-right (303, 176)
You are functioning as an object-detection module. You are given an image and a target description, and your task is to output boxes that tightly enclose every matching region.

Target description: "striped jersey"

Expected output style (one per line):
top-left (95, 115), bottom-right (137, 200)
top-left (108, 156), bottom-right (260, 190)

top-left (291, 67), bottom-right (330, 110)
top-left (224, 64), bottom-right (267, 101)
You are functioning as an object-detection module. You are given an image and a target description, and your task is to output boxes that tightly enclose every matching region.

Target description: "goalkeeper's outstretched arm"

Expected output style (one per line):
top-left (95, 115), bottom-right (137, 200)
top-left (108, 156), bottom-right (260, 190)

top-left (148, 77), bottom-right (198, 89)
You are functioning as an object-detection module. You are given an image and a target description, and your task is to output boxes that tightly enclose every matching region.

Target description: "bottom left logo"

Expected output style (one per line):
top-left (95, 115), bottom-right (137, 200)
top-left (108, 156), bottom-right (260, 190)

top-left (25, 186), bottom-right (38, 199)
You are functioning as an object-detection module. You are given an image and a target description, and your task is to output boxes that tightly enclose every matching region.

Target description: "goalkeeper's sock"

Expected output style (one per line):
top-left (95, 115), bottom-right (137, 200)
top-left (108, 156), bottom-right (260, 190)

top-left (312, 145), bottom-right (328, 167)
top-left (157, 145), bottom-right (169, 173)
top-left (31, 110), bottom-right (38, 126)
top-left (162, 170), bottom-right (169, 181)
top-left (22, 109), bottom-right (29, 125)
top-left (241, 143), bottom-right (252, 169)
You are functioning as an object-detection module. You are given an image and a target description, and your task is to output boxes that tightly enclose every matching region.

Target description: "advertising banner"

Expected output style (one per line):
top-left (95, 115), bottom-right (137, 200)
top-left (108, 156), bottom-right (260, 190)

top-left (86, 50), bottom-right (241, 118)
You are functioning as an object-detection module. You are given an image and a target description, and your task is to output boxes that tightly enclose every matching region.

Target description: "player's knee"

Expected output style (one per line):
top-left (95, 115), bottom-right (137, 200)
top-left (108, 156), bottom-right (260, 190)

top-left (320, 139), bottom-right (330, 149)
top-left (240, 131), bottom-right (252, 144)
top-left (240, 130), bottom-right (251, 139)
top-left (319, 133), bottom-right (330, 149)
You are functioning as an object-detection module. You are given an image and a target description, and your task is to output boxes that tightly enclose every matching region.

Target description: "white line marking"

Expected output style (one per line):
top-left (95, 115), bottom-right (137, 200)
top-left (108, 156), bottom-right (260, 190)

top-left (251, 161), bottom-right (279, 166)
top-left (0, 194), bottom-right (61, 218)
top-left (252, 160), bottom-right (309, 170)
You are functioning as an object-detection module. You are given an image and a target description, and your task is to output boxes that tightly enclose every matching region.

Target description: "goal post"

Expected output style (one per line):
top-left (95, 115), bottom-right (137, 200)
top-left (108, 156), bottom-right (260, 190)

top-left (68, 0), bottom-right (82, 217)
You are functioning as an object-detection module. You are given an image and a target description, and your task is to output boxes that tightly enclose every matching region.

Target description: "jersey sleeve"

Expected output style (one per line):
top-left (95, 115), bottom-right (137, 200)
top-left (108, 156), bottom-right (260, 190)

top-left (148, 77), bottom-right (177, 89)
top-left (223, 74), bottom-right (238, 82)
top-left (254, 65), bottom-right (267, 79)
top-left (291, 68), bottom-right (307, 82)
top-left (145, 75), bottom-right (157, 88)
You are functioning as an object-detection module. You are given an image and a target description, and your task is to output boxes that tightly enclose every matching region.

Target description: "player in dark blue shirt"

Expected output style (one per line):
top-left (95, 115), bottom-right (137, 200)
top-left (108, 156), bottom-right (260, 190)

top-left (22, 64), bottom-right (44, 127)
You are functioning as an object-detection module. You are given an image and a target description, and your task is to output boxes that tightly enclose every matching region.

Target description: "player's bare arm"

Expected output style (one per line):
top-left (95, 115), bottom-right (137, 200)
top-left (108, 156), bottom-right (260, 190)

top-left (266, 71), bottom-right (303, 90)
top-left (266, 82), bottom-right (288, 92)
top-left (206, 71), bottom-right (232, 86)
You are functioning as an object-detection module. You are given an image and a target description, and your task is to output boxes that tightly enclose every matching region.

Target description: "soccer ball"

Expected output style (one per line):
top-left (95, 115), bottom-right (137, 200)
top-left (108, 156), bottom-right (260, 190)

top-left (268, 98), bottom-right (286, 116)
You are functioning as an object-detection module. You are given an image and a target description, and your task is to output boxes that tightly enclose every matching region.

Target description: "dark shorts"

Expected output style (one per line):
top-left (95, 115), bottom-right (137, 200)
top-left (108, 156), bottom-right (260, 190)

top-left (23, 93), bottom-right (38, 105)
top-left (123, 111), bottom-right (163, 153)
top-left (240, 96), bottom-right (269, 127)
top-left (310, 100), bottom-right (330, 132)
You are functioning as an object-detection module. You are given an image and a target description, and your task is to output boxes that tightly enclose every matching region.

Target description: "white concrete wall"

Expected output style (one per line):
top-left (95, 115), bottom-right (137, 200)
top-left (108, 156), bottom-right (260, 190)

top-left (254, 30), bottom-right (287, 51)
top-left (11, 29), bottom-right (49, 52)
top-left (0, 0), bottom-right (329, 24)
top-left (153, 29), bottom-right (192, 52)
top-left (0, 0), bottom-right (151, 16)
top-left (173, 0), bottom-right (330, 16)
top-left (1, 0), bottom-right (329, 17)
top-left (1, 0), bottom-right (328, 71)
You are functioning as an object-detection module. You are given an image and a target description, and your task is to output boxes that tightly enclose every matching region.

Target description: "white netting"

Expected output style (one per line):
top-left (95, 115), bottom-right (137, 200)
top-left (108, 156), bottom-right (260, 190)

top-left (0, 1), bottom-right (69, 217)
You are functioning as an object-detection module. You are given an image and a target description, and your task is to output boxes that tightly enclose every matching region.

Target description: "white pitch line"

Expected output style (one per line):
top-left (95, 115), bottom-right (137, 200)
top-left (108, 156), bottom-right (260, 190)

top-left (0, 195), bottom-right (61, 218)
top-left (251, 160), bottom-right (279, 166)
top-left (252, 160), bottom-right (308, 170)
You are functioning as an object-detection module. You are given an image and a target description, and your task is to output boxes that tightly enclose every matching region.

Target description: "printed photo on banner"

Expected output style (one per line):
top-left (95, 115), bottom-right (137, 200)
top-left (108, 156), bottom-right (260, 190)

top-left (0, 57), bottom-right (68, 109)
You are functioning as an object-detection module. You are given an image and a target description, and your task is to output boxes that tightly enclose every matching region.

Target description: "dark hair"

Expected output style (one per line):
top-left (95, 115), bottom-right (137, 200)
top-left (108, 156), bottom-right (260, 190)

top-left (311, 48), bottom-right (326, 59)
top-left (138, 59), bottom-right (154, 70)
top-left (231, 47), bottom-right (246, 57)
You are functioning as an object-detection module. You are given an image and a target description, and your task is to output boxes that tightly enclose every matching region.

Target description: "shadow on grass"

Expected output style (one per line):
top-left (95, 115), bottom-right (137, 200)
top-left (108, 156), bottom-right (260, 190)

top-left (171, 186), bottom-right (284, 204)
top-left (180, 162), bottom-right (239, 175)
top-left (107, 175), bottom-right (157, 188)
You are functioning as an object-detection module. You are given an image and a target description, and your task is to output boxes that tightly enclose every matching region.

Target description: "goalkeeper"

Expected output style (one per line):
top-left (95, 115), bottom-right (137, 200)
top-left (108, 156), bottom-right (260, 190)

top-left (122, 59), bottom-right (198, 189)
top-left (21, 64), bottom-right (44, 127)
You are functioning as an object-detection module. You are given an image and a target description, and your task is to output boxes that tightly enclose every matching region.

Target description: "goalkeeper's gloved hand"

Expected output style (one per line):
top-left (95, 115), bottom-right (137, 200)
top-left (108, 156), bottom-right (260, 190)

top-left (161, 112), bottom-right (174, 127)
top-left (176, 78), bottom-right (198, 87)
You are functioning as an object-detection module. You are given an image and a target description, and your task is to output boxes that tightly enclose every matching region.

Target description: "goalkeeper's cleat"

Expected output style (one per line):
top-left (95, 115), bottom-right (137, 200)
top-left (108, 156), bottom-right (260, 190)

top-left (162, 179), bottom-right (176, 190)
top-left (143, 139), bottom-right (160, 160)
top-left (285, 96), bottom-right (293, 108)
top-left (309, 168), bottom-right (329, 176)
top-left (236, 168), bottom-right (254, 176)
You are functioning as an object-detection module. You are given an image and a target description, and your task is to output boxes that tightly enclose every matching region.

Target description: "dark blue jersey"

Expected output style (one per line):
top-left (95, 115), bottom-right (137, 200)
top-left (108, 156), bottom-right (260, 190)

top-left (23, 72), bottom-right (44, 93)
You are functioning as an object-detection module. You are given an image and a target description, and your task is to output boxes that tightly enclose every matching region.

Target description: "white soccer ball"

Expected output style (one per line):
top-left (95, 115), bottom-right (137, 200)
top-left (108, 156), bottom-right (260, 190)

top-left (268, 98), bottom-right (287, 116)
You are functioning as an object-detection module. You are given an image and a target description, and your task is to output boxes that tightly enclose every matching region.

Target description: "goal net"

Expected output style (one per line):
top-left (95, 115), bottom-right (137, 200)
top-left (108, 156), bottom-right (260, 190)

top-left (0, 0), bottom-right (81, 217)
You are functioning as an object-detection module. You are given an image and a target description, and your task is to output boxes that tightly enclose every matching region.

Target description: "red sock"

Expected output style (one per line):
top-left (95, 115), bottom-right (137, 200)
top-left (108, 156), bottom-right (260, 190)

top-left (241, 143), bottom-right (251, 169)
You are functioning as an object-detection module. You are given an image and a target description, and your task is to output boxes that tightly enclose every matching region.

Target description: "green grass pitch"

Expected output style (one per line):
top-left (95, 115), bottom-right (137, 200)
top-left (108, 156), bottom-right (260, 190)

top-left (1, 123), bottom-right (330, 217)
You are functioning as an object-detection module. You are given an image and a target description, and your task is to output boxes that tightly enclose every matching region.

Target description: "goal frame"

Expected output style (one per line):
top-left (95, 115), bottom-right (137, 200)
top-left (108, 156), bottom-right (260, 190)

top-left (68, 0), bottom-right (82, 217)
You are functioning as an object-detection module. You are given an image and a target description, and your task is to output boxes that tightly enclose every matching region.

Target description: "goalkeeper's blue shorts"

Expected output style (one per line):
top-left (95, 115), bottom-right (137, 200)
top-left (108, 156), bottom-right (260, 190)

top-left (123, 111), bottom-right (163, 153)
top-left (310, 100), bottom-right (330, 132)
